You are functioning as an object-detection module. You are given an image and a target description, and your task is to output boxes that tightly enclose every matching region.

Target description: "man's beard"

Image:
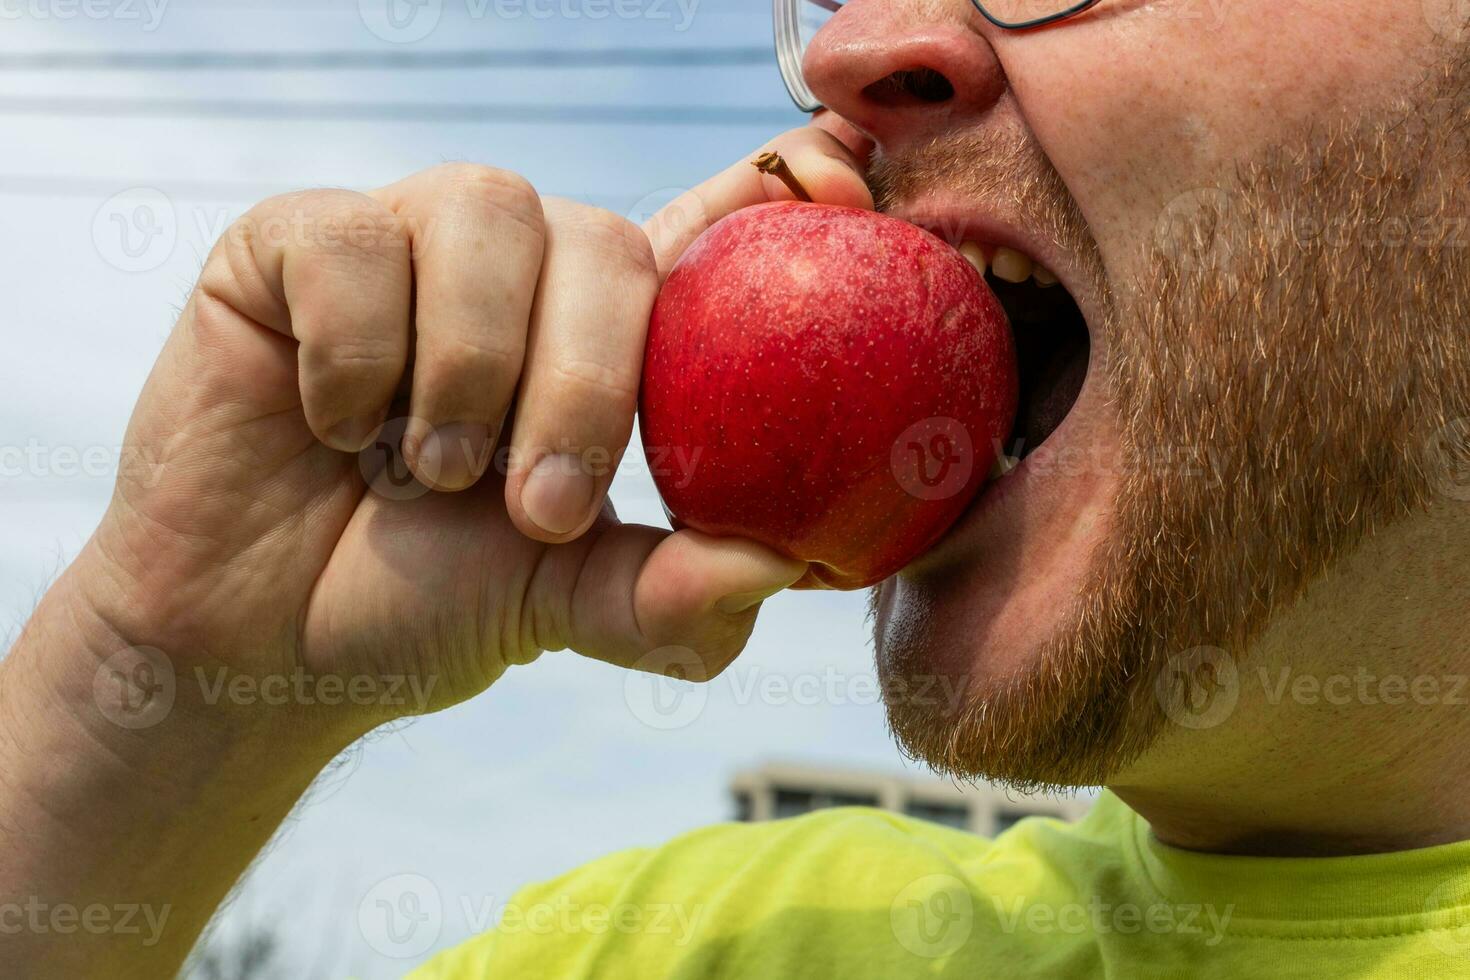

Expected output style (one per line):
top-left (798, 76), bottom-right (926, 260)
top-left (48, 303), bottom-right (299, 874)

top-left (867, 54), bottom-right (1470, 792)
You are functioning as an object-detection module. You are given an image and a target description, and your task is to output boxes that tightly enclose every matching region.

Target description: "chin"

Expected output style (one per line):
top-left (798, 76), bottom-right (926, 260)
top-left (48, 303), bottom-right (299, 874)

top-left (869, 374), bottom-right (1131, 791)
top-left (861, 71), bottom-right (1470, 790)
top-left (865, 202), bottom-right (1135, 790)
top-left (874, 376), bottom-right (1120, 688)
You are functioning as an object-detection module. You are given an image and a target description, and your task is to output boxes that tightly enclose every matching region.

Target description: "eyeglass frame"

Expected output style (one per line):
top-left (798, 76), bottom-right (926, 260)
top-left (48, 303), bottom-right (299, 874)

top-left (774, 0), bottom-right (1103, 112)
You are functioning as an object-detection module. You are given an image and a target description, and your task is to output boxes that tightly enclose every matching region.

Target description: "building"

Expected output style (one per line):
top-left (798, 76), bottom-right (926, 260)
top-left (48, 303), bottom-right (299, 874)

top-left (730, 762), bottom-right (1090, 836)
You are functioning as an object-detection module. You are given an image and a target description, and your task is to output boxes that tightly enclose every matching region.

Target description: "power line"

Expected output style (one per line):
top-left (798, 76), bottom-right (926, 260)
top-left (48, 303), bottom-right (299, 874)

top-left (0, 174), bottom-right (305, 201)
top-left (0, 47), bottom-right (774, 72)
top-left (0, 173), bottom-right (620, 203)
top-left (168, 0), bottom-right (390, 6)
top-left (0, 95), bottom-right (795, 126)
top-left (152, 0), bottom-right (369, 7)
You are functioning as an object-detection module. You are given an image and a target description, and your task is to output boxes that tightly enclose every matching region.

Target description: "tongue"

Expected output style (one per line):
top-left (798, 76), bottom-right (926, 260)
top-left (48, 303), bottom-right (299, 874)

top-left (1016, 337), bottom-right (1088, 456)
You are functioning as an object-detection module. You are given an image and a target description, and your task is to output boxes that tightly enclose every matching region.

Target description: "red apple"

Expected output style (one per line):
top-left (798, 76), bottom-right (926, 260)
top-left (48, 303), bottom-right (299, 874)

top-left (639, 201), bottom-right (1017, 590)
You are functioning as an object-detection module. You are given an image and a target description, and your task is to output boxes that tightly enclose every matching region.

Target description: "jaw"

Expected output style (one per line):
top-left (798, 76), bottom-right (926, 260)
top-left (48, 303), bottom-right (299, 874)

top-left (857, 174), bottom-right (1142, 790)
top-left (868, 424), bottom-right (1131, 792)
top-left (860, 127), bottom-right (1136, 784)
top-left (873, 371), bottom-right (1121, 700)
top-left (871, 188), bottom-right (1120, 704)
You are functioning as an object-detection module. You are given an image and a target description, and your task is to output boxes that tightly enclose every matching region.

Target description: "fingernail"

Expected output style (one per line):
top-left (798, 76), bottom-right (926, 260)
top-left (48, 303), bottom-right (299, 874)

top-left (327, 414), bottom-right (382, 453)
top-left (418, 422), bottom-right (492, 491)
top-left (521, 453), bottom-right (597, 536)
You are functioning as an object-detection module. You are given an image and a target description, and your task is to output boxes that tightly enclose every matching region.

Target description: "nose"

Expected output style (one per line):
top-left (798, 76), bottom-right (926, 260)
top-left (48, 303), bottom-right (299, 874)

top-left (801, 0), bottom-right (1006, 147)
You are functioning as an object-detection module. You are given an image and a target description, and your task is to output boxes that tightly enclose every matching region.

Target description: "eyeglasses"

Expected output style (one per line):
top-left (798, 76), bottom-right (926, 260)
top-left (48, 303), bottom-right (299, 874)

top-left (774, 0), bottom-right (1101, 112)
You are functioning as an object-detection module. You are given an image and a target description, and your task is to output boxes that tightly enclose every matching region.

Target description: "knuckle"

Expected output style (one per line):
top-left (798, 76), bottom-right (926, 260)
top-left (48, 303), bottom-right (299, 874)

top-left (419, 332), bottom-right (525, 387)
top-left (549, 356), bottom-right (640, 408)
top-left (188, 287), bottom-right (250, 354)
top-left (553, 203), bottom-right (658, 279)
top-left (244, 189), bottom-right (408, 259)
top-left (198, 236), bottom-right (258, 318)
top-left (300, 333), bottom-right (404, 383)
top-left (435, 163), bottom-right (544, 238)
top-left (772, 125), bottom-right (845, 161)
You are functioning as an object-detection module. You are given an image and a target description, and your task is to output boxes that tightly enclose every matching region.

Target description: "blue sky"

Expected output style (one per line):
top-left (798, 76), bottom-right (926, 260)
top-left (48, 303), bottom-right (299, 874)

top-left (0, 3), bottom-right (1045, 974)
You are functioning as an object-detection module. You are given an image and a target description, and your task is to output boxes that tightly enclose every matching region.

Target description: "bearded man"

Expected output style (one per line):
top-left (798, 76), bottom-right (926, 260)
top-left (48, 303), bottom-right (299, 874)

top-left (3, 0), bottom-right (1469, 976)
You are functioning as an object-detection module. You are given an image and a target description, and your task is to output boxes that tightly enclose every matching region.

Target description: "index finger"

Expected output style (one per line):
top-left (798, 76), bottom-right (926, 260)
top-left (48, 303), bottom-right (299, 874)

top-left (645, 124), bottom-right (874, 280)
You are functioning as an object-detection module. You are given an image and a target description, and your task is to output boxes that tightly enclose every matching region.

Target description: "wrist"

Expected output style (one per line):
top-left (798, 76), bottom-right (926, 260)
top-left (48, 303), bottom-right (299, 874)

top-left (0, 553), bottom-right (365, 976)
top-left (2, 547), bottom-right (365, 798)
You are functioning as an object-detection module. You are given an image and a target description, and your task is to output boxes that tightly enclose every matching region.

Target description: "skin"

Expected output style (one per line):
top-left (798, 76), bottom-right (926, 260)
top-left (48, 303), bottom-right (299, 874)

top-left (806, 0), bottom-right (1470, 852)
top-left (0, 0), bottom-right (1466, 974)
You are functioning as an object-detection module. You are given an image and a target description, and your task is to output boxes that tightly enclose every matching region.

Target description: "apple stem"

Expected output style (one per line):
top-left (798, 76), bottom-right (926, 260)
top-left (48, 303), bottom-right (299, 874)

top-left (752, 151), bottom-right (814, 202)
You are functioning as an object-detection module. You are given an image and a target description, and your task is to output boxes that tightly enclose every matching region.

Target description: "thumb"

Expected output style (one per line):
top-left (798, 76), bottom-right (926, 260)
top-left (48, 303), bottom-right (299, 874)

top-left (559, 526), bottom-right (807, 681)
top-left (645, 125), bottom-right (873, 280)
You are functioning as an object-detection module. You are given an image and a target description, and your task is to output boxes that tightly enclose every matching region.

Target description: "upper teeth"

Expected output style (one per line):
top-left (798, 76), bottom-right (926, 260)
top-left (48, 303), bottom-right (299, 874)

top-left (958, 241), bottom-right (987, 275)
top-left (991, 246), bottom-right (1032, 283)
top-left (958, 240), bottom-right (1057, 289)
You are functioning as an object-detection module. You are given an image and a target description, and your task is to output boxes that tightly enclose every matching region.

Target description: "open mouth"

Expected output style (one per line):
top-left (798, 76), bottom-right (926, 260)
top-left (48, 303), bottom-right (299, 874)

top-left (956, 242), bottom-right (1091, 470)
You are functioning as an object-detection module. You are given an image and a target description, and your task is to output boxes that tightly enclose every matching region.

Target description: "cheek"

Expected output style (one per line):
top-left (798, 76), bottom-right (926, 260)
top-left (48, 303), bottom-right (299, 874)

top-left (995, 1), bottom-right (1437, 277)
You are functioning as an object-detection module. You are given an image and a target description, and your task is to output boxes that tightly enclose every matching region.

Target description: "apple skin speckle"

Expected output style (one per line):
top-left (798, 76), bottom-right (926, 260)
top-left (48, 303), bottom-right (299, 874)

top-left (639, 201), bottom-right (1018, 590)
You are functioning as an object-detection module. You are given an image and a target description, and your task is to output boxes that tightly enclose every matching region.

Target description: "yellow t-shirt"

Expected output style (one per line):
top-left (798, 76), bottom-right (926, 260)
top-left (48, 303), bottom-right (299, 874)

top-left (413, 792), bottom-right (1470, 978)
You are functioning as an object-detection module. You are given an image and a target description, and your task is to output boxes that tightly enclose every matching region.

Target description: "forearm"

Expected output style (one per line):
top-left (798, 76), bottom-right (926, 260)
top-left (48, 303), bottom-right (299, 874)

top-left (0, 553), bottom-right (357, 978)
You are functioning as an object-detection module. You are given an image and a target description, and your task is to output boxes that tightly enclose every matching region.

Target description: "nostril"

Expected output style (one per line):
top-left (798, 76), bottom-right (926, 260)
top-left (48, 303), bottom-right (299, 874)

top-left (861, 67), bottom-right (955, 107)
